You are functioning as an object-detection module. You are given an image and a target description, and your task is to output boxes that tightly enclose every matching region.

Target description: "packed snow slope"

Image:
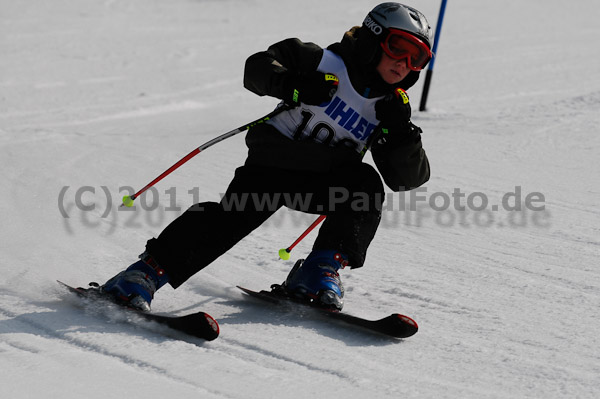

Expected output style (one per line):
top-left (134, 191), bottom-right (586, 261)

top-left (1, 0), bottom-right (599, 398)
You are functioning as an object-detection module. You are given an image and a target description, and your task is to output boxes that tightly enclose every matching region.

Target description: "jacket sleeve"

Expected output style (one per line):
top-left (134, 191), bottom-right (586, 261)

top-left (371, 135), bottom-right (430, 192)
top-left (243, 38), bottom-right (324, 100)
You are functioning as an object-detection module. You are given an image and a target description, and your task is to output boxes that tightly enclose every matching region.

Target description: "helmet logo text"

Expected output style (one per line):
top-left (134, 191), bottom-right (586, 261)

top-left (363, 15), bottom-right (383, 36)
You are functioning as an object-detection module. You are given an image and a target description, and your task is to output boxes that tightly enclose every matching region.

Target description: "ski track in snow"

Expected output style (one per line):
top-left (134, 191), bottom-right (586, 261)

top-left (0, 294), bottom-right (228, 398)
top-left (2, 0), bottom-right (600, 398)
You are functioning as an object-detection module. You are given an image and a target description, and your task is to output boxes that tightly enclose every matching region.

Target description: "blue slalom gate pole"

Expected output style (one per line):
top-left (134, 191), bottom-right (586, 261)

top-left (419, 0), bottom-right (448, 111)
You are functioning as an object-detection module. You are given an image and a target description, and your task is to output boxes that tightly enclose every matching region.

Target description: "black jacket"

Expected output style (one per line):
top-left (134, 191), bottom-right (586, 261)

top-left (243, 32), bottom-right (430, 192)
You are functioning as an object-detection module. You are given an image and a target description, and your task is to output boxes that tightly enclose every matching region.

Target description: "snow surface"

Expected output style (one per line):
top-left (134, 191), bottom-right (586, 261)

top-left (1, 0), bottom-right (599, 397)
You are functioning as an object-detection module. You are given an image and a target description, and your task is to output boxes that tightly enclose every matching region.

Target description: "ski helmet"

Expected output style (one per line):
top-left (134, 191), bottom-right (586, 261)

top-left (357, 2), bottom-right (433, 68)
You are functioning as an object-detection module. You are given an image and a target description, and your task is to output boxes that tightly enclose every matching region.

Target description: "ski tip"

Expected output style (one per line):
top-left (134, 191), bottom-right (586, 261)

top-left (57, 280), bottom-right (79, 291)
top-left (236, 285), bottom-right (254, 295)
top-left (202, 312), bottom-right (220, 340)
top-left (396, 313), bottom-right (418, 329)
top-left (393, 313), bottom-right (419, 337)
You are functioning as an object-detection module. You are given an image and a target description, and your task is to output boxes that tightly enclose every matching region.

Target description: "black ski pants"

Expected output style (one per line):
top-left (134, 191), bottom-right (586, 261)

top-left (146, 162), bottom-right (384, 288)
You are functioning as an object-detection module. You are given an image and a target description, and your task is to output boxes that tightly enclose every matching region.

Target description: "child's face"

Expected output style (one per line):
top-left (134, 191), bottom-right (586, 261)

top-left (376, 52), bottom-right (412, 85)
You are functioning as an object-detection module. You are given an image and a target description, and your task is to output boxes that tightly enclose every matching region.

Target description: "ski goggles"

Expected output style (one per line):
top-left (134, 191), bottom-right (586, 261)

top-left (380, 29), bottom-right (433, 71)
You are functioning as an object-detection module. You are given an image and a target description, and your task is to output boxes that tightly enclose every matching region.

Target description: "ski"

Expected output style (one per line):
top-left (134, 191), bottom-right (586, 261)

top-left (58, 280), bottom-right (220, 341)
top-left (237, 285), bottom-right (418, 338)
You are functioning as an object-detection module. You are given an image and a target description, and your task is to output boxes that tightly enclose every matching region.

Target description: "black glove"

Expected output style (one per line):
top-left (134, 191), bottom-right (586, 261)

top-left (283, 71), bottom-right (339, 106)
top-left (376, 122), bottom-right (423, 148)
top-left (373, 88), bottom-right (421, 147)
top-left (375, 88), bottom-right (411, 128)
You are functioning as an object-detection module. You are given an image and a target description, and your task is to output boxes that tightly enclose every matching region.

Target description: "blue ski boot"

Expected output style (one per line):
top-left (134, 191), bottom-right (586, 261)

top-left (101, 253), bottom-right (169, 312)
top-left (283, 249), bottom-right (348, 310)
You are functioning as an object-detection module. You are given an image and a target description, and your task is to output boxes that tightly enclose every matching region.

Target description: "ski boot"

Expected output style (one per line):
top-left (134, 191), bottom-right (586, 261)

top-left (282, 249), bottom-right (348, 310)
top-left (101, 252), bottom-right (169, 312)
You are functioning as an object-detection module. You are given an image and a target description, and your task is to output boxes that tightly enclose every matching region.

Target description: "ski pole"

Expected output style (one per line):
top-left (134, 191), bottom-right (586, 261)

top-left (419, 0), bottom-right (448, 111)
top-left (276, 119), bottom-right (387, 259)
top-left (122, 105), bottom-right (289, 207)
top-left (278, 215), bottom-right (326, 260)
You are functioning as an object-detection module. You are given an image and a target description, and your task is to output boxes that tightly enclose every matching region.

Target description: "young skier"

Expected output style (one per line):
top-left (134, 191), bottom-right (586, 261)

top-left (102, 2), bottom-right (432, 311)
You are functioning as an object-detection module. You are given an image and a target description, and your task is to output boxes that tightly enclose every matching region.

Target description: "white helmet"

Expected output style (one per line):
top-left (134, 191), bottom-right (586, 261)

top-left (357, 3), bottom-right (433, 68)
top-left (365, 3), bottom-right (433, 49)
